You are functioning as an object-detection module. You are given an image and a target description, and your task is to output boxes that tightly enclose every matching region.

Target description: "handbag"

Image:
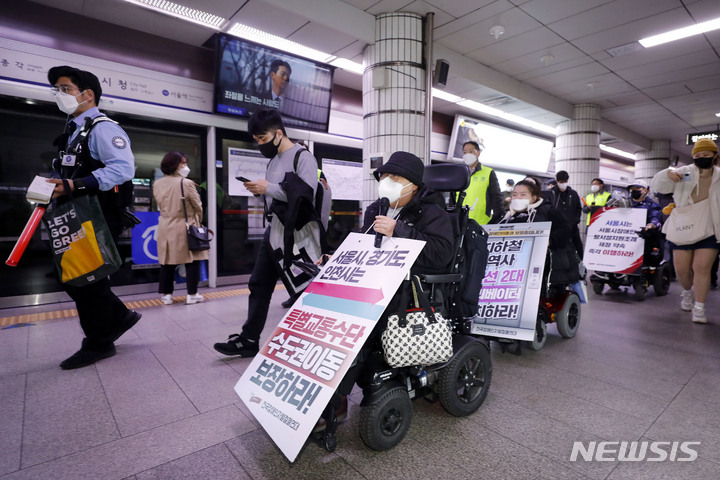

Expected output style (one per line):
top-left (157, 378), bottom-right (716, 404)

top-left (663, 199), bottom-right (712, 245)
top-left (180, 178), bottom-right (213, 251)
top-left (381, 276), bottom-right (454, 368)
top-left (44, 182), bottom-right (122, 286)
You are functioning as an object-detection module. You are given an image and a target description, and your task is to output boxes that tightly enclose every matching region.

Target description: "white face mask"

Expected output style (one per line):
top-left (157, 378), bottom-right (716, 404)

top-left (510, 198), bottom-right (530, 212)
top-left (178, 165), bottom-right (190, 177)
top-left (54, 90), bottom-right (87, 115)
top-left (462, 153), bottom-right (477, 166)
top-left (557, 182), bottom-right (568, 191)
top-left (378, 177), bottom-right (412, 205)
top-left (590, 185), bottom-right (600, 193)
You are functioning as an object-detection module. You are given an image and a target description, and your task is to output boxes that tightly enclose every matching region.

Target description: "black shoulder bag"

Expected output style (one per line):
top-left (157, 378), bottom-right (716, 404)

top-left (180, 178), bottom-right (213, 251)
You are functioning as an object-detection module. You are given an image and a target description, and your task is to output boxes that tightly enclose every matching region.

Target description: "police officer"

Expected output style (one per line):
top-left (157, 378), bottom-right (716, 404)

top-left (46, 65), bottom-right (141, 370)
top-left (459, 140), bottom-right (503, 224)
top-left (583, 178), bottom-right (611, 225)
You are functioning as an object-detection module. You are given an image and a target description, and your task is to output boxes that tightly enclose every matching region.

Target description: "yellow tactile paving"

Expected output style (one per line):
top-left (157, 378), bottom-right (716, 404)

top-left (0, 285), bottom-right (286, 328)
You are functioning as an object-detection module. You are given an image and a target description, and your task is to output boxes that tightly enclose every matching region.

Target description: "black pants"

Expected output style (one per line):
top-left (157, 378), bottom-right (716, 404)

top-left (158, 262), bottom-right (201, 295)
top-left (241, 227), bottom-right (280, 341)
top-left (63, 276), bottom-right (128, 351)
top-left (571, 226), bottom-right (584, 259)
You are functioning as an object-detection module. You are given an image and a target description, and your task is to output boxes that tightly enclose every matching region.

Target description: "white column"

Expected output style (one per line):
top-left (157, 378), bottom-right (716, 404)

top-left (635, 139), bottom-right (670, 184)
top-left (362, 12), bottom-right (426, 207)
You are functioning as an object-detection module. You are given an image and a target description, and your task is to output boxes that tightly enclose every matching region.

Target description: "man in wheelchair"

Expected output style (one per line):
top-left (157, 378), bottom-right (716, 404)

top-left (312, 152), bottom-right (492, 452)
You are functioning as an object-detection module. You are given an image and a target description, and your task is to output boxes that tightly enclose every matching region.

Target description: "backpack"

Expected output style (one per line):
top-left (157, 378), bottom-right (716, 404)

top-left (456, 218), bottom-right (489, 317)
top-left (293, 149), bottom-right (330, 229)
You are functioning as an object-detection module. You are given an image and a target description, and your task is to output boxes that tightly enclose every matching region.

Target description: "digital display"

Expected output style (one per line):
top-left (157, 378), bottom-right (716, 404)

top-left (213, 34), bottom-right (334, 132)
top-left (447, 114), bottom-right (554, 174)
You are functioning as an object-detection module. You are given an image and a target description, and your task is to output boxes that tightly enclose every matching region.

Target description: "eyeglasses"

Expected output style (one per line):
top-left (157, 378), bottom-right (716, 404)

top-left (51, 85), bottom-right (79, 95)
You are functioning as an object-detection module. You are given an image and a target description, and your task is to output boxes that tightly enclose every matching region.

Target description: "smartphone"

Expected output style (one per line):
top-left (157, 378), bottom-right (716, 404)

top-left (682, 173), bottom-right (690, 182)
top-left (235, 176), bottom-right (251, 182)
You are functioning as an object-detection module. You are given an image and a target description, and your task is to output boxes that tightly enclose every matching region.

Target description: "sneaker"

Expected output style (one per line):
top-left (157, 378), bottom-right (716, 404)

top-left (161, 294), bottom-right (173, 305)
top-left (60, 345), bottom-right (116, 370)
top-left (111, 310), bottom-right (141, 342)
top-left (186, 294), bottom-right (204, 305)
top-left (692, 305), bottom-right (707, 324)
top-left (213, 334), bottom-right (259, 357)
top-left (681, 290), bottom-right (694, 311)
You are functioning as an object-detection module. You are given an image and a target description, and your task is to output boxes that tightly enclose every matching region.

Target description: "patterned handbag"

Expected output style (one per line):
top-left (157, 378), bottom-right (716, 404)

top-left (381, 276), bottom-right (454, 368)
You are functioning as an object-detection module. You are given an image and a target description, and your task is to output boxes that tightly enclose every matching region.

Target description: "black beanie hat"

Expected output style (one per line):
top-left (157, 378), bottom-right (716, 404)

top-left (373, 151), bottom-right (425, 187)
top-left (48, 65), bottom-right (102, 104)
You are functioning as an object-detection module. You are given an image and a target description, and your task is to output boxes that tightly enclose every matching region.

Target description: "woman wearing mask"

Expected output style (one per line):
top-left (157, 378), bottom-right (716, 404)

top-left (498, 179), bottom-right (572, 250)
top-left (363, 151), bottom-right (454, 274)
top-left (153, 151), bottom-right (209, 305)
top-left (651, 139), bottom-right (720, 324)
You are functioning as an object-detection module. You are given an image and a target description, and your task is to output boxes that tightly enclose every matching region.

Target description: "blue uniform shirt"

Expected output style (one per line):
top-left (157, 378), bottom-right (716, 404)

top-left (69, 107), bottom-right (136, 191)
top-left (632, 198), bottom-right (662, 227)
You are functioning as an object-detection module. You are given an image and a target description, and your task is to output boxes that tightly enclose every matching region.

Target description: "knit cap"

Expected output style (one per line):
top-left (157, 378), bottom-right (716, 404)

top-left (692, 138), bottom-right (718, 156)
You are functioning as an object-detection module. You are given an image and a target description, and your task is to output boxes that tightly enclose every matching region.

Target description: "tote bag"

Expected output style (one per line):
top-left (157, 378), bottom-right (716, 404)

top-left (44, 194), bottom-right (122, 286)
top-left (663, 199), bottom-right (713, 245)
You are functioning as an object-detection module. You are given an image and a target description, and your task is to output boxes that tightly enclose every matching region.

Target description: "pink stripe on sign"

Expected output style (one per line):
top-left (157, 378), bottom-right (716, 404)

top-left (305, 282), bottom-right (384, 304)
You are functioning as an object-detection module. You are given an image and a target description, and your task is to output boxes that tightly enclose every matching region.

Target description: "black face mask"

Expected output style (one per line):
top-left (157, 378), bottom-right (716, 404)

top-left (693, 157), bottom-right (714, 169)
top-left (630, 190), bottom-right (642, 200)
top-left (258, 132), bottom-right (280, 159)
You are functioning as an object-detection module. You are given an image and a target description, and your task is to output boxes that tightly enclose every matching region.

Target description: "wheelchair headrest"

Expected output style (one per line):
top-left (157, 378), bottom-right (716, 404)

top-left (422, 164), bottom-right (471, 193)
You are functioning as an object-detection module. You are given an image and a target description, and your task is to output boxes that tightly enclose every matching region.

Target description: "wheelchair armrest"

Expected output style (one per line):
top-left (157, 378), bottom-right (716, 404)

top-left (417, 273), bottom-right (463, 284)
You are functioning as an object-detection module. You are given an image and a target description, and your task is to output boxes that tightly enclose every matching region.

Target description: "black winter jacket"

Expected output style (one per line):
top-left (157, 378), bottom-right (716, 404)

top-left (498, 199), bottom-right (571, 250)
top-left (363, 186), bottom-right (454, 274)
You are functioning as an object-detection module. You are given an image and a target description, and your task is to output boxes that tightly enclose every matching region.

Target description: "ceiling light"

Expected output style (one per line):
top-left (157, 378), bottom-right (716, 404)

top-left (540, 55), bottom-right (554, 66)
top-left (715, 112), bottom-right (720, 117)
top-left (639, 16), bottom-right (720, 48)
top-left (489, 25), bottom-right (505, 40)
top-left (600, 144), bottom-right (637, 160)
top-left (227, 23), bottom-right (334, 63)
top-left (431, 89), bottom-right (463, 103)
top-left (121, 0), bottom-right (227, 29)
top-left (329, 58), bottom-right (364, 75)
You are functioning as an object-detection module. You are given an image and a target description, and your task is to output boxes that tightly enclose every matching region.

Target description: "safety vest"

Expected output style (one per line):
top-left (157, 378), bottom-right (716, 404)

top-left (585, 190), bottom-right (611, 224)
top-left (462, 164), bottom-right (494, 225)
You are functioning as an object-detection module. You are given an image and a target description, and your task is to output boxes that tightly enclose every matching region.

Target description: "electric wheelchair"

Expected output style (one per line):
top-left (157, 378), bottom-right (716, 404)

top-left (310, 163), bottom-right (493, 453)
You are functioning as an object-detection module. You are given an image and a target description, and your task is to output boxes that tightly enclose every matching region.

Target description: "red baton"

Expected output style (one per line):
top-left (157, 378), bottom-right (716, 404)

top-left (5, 205), bottom-right (46, 267)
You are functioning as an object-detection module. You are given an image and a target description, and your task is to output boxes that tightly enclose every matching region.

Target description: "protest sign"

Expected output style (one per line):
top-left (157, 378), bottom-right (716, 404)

top-left (235, 232), bottom-right (425, 461)
top-left (584, 208), bottom-right (647, 274)
top-left (470, 222), bottom-right (551, 341)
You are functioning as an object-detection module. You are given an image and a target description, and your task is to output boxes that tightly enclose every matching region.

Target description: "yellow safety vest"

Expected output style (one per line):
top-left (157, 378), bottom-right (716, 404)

top-left (585, 190), bottom-right (611, 224)
top-left (462, 164), bottom-right (494, 225)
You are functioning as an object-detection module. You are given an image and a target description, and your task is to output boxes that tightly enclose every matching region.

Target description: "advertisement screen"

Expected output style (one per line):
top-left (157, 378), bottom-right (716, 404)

top-left (214, 34), bottom-right (334, 132)
top-left (447, 114), bottom-right (554, 174)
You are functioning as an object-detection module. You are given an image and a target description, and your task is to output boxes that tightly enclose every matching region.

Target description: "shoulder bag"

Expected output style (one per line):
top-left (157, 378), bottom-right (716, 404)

top-left (180, 178), bottom-right (213, 251)
top-left (663, 199), bottom-right (713, 245)
top-left (381, 276), bottom-right (454, 368)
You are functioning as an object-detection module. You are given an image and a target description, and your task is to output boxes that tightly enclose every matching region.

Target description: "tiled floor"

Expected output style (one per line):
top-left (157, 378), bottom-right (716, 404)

top-left (1, 282), bottom-right (719, 480)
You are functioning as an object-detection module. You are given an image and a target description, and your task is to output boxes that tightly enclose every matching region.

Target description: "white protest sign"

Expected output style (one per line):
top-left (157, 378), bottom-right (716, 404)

top-left (471, 222), bottom-right (551, 341)
top-left (584, 208), bottom-right (647, 273)
top-left (235, 232), bottom-right (425, 462)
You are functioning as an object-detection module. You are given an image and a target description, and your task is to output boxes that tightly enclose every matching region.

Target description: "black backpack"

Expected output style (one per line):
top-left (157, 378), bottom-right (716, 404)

top-left (457, 218), bottom-right (489, 317)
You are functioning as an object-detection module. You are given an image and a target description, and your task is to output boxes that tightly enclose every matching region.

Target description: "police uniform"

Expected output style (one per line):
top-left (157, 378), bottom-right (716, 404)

top-left (53, 105), bottom-right (139, 364)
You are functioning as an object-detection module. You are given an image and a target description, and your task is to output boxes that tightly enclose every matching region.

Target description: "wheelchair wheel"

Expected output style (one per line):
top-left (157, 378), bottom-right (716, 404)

top-left (591, 281), bottom-right (604, 295)
top-left (653, 263), bottom-right (671, 296)
top-left (438, 341), bottom-right (492, 417)
top-left (526, 317), bottom-right (547, 351)
top-left (359, 387), bottom-right (412, 451)
top-left (632, 278), bottom-right (647, 301)
top-left (555, 293), bottom-right (581, 339)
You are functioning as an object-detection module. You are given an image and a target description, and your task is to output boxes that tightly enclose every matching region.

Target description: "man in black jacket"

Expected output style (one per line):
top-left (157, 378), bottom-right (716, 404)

top-left (549, 170), bottom-right (584, 258)
top-left (364, 151), bottom-right (454, 274)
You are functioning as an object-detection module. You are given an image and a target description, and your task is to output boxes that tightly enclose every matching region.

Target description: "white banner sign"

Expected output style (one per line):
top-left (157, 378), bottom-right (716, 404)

top-left (471, 222), bottom-right (551, 341)
top-left (584, 208), bottom-right (647, 274)
top-left (0, 40), bottom-right (213, 112)
top-left (235, 232), bottom-right (425, 462)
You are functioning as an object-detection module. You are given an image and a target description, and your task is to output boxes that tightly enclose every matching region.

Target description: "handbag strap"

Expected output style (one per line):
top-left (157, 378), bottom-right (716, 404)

top-left (179, 178), bottom-right (190, 226)
top-left (410, 275), bottom-right (438, 324)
